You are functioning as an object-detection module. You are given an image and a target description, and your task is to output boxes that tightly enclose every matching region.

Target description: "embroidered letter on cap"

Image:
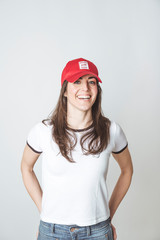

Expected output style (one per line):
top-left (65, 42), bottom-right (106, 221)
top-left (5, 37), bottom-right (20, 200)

top-left (79, 61), bottom-right (89, 69)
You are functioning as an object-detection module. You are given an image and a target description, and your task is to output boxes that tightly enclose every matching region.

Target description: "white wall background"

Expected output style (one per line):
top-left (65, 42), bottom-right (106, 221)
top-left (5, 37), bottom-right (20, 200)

top-left (0, 0), bottom-right (159, 239)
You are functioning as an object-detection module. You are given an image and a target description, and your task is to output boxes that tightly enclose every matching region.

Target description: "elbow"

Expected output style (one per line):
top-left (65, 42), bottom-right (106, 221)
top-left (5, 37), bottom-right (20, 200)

top-left (20, 159), bottom-right (26, 173)
top-left (131, 166), bottom-right (134, 176)
top-left (129, 168), bottom-right (134, 181)
top-left (121, 166), bottom-right (134, 177)
top-left (130, 163), bottom-right (134, 176)
top-left (20, 161), bottom-right (33, 175)
top-left (20, 164), bottom-right (26, 177)
top-left (20, 161), bottom-right (24, 173)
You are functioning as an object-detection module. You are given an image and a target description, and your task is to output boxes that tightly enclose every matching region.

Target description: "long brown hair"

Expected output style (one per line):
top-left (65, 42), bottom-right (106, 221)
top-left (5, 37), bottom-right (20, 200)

top-left (42, 80), bottom-right (111, 163)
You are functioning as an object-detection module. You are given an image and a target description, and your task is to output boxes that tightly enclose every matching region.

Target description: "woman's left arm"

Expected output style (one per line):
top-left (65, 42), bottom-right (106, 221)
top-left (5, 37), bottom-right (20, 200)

top-left (109, 146), bottom-right (133, 220)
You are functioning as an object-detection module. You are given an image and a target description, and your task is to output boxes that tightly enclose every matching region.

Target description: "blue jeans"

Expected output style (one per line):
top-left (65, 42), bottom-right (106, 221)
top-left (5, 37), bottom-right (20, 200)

top-left (37, 217), bottom-right (114, 240)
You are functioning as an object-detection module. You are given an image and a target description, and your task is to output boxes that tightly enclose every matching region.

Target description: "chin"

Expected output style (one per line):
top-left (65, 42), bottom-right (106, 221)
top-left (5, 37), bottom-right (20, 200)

top-left (78, 106), bottom-right (92, 112)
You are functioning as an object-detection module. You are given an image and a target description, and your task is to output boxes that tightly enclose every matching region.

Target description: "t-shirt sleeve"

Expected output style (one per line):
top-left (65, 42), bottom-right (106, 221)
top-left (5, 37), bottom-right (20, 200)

top-left (112, 122), bottom-right (128, 154)
top-left (26, 122), bottom-right (43, 154)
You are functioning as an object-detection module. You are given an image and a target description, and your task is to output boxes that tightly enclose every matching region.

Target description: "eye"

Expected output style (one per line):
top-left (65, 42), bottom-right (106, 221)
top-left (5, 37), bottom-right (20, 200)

top-left (74, 80), bottom-right (80, 84)
top-left (89, 81), bottom-right (96, 85)
top-left (73, 79), bottom-right (96, 85)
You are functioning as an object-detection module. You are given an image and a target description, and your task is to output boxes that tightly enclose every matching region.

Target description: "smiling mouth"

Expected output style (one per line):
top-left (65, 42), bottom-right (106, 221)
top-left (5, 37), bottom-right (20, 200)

top-left (77, 95), bottom-right (91, 99)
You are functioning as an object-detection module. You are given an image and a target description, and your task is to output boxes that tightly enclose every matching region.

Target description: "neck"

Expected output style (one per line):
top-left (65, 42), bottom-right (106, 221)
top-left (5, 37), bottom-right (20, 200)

top-left (66, 110), bottom-right (93, 130)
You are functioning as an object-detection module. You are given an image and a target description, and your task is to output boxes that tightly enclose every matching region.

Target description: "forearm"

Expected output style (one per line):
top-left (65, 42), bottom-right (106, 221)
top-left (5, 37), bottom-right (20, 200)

top-left (109, 171), bottom-right (133, 220)
top-left (21, 169), bottom-right (42, 213)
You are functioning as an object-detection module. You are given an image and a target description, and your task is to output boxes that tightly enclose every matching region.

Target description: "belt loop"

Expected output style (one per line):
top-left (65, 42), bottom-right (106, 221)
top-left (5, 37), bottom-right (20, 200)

top-left (87, 226), bottom-right (91, 236)
top-left (52, 223), bottom-right (55, 233)
top-left (108, 217), bottom-right (112, 227)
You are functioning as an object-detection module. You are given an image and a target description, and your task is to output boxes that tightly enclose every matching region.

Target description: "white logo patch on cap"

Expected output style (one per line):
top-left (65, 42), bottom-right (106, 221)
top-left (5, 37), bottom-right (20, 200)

top-left (79, 61), bottom-right (89, 69)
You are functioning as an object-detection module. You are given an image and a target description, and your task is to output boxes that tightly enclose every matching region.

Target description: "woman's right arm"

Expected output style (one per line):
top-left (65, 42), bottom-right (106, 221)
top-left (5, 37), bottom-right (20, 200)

top-left (20, 144), bottom-right (43, 213)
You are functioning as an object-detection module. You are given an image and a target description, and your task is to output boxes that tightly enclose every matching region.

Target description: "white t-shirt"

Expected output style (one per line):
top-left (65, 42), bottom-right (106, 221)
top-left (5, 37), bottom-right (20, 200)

top-left (26, 120), bottom-right (128, 226)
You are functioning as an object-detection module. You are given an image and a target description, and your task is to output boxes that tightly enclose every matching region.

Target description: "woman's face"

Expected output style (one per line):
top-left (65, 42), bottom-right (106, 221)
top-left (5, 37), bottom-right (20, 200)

top-left (64, 74), bottom-right (98, 112)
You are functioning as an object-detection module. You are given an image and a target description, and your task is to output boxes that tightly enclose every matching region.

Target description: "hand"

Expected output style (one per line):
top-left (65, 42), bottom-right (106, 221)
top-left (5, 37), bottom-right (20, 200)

top-left (111, 223), bottom-right (117, 240)
top-left (36, 228), bottom-right (39, 240)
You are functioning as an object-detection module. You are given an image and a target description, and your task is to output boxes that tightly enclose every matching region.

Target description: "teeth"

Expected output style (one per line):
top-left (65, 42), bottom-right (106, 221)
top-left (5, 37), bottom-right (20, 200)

top-left (77, 96), bottom-right (91, 99)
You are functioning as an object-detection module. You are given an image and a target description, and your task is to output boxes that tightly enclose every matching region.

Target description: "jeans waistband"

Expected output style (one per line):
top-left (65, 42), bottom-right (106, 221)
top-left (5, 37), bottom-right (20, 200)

top-left (40, 217), bottom-right (111, 236)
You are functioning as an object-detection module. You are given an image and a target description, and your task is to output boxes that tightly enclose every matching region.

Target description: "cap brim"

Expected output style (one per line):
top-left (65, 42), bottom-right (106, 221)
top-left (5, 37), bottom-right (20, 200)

top-left (66, 71), bottom-right (102, 84)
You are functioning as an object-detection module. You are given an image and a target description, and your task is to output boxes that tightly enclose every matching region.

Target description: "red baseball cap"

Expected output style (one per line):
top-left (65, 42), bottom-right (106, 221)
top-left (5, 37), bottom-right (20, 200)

top-left (61, 58), bottom-right (102, 87)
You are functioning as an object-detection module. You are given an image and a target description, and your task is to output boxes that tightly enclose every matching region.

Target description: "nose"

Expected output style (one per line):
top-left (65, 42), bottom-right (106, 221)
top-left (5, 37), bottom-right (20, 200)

top-left (81, 82), bottom-right (89, 91)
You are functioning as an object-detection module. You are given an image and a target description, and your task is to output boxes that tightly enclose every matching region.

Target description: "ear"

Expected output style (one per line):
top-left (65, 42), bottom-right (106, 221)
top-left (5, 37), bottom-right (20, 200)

top-left (64, 91), bottom-right (67, 97)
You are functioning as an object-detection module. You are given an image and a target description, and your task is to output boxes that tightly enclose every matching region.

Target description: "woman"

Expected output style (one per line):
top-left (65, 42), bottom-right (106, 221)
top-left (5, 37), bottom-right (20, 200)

top-left (21, 58), bottom-right (133, 240)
